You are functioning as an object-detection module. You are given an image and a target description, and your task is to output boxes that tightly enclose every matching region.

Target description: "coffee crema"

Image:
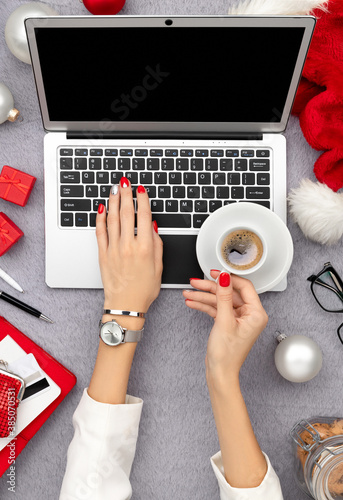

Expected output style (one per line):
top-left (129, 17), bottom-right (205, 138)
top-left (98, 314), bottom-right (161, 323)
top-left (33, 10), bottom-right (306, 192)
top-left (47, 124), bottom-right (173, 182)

top-left (221, 229), bottom-right (264, 270)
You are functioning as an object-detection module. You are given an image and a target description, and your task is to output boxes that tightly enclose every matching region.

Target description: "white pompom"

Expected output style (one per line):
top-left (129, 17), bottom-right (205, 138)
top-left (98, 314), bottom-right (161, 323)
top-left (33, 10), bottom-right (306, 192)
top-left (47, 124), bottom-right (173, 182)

top-left (288, 179), bottom-right (343, 245)
top-left (228, 0), bottom-right (328, 16)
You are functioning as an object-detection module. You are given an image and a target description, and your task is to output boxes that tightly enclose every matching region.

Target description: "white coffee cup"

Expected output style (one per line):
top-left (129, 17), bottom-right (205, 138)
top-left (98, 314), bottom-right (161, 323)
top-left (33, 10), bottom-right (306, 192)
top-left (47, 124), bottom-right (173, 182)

top-left (216, 225), bottom-right (268, 276)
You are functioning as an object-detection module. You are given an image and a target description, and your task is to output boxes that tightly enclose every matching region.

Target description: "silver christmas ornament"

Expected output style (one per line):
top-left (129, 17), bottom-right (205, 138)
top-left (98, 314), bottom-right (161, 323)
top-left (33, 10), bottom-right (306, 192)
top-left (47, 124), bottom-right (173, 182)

top-left (0, 83), bottom-right (20, 124)
top-left (274, 332), bottom-right (323, 383)
top-left (5, 2), bottom-right (59, 64)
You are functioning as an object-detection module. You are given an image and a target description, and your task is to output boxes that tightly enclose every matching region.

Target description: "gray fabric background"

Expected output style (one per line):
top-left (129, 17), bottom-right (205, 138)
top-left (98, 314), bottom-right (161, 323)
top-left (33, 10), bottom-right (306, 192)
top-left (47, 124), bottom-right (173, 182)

top-left (0, 1), bottom-right (342, 499)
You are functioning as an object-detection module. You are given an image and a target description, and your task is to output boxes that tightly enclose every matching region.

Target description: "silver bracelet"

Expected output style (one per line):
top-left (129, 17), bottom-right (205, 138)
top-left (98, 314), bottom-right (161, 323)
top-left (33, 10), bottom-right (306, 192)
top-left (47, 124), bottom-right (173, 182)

top-left (103, 309), bottom-right (146, 318)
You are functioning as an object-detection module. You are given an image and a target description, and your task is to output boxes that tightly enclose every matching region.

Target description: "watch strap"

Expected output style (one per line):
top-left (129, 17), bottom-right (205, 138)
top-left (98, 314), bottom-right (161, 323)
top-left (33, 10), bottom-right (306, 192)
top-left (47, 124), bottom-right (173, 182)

top-left (103, 309), bottom-right (145, 318)
top-left (123, 329), bottom-right (144, 343)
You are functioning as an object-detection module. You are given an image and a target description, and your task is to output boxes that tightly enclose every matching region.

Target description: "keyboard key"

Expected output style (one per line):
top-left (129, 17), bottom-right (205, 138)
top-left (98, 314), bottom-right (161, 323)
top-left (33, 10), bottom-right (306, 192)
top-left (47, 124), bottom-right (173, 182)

top-left (205, 159), bottom-right (218, 171)
top-left (242, 173), bottom-right (255, 185)
top-left (193, 214), bottom-right (209, 228)
top-left (195, 149), bottom-right (208, 157)
top-left (191, 159), bottom-right (203, 171)
top-left (154, 172), bottom-right (167, 184)
top-left (226, 149), bottom-right (239, 157)
top-left (147, 158), bottom-right (159, 170)
top-left (61, 172), bottom-right (80, 183)
top-left (184, 173), bottom-right (196, 185)
top-left (153, 213), bottom-right (191, 228)
top-left (198, 173), bottom-right (211, 185)
top-left (105, 149), bottom-right (118, 156)
top-left (60, 158), bottom-right (73, 170)
top-left (60, 149), bottom-right (73, 156)
top-left (75, 158), bottom-right (87, 170)
top-left (151, 199), bottom-right (163, 212)
top-left (111, 172), bottom-right (123, 183)
top-left (100, 185), bottom-right (111, 197)
top-left (209, 201), bottom-right (222, 212)
top-left (234, 159), bottom-right (247, 171)
top-left (150, 149), bottom-right (163, 156)
top-left (176, 159), bottom-right (189, 171)
top-left (90, 213), bottom-right (97, 227)
top-left (241, 150), bottom-right (254, 157)
top-left (61, 199), bottom-right (91, 211)
top-left (180, 149), bottom-right (193, 157)
top-left (231, 187), bottom-right (244, 199)
top-left (120, 149), bottom-right (133, 156)
top-left (228, 173), bottom-right (240, 185)
top-left (75, 213), bottom-right (88, 227)
top-left (257, 173), bottom-right (270, 185)
top-left (224, 200), bottom-right (237, 205)
top-left (249, 159), bottom-right (270, 171)
top-left (246, 187), bottom-right (270, 199)
top-left (61, 213), bottom-right (73, 226)
top-left (97, 172), bottom-right (109, 184)
top-left (158, 186), bottom-right (171, 198)
top-left (126, 172), bottom-right (138, 184)
top-left (165, 149), bottom-right (178, 157)
top-left (132, 158), bottom-right (145, 170)
top-left (140, 172), bottom-right (153, 184)
top-left (166, 200), bottom-right (178, 212)
top-left (75, 149), bottom-right (88, 156)
top-left (89, 158), bottom-right (101, 170)
top-left (90, 149), bottom-right (103, 156)
top-left (213, 173), bottom-right (225, 185)
top-left (135, 149), bottom-right (148, 156)
top-left (93, 199), bottom-right (106, 211)
top-left (220, 159), bottom-right (233, 171)
top-left (61, 185), bottom-right (84, 197)
top-left (118, 158), bottom-right (130, 170)
top-left (180, 200), bottom-right (193, 212)
top-left (169, 172), bottom-right (182, 185)
top-left (145, 186), bottom-right (156, 198)
top-left (202, 187), bottom-right (215, 199)
top-left (103, 158), bottom-right (116, 170)
top-left (256, 150), bottom-right (270, 157)
top-left (246, 200), bottom-right (270, 208)
top-left (210, 149), bottom-right (224, 157)
top-left (173, 186), bottom-right (185, 198)
top-left (217, 186), bottom-right (229, 199)
top-left (161, 159), bottom-right (174, 171)
top-left (82, 172), bottom-right (94, 183)
top-left (187, 186), bottom-right (200, 198)
top-left (86, 185), bottom-right (98, 197)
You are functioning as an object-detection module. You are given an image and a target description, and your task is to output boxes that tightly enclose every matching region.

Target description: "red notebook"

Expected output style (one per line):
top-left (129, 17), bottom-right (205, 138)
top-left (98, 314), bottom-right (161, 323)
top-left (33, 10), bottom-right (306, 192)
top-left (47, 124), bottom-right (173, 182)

top-left (0, 317), bottom-right (77, 476)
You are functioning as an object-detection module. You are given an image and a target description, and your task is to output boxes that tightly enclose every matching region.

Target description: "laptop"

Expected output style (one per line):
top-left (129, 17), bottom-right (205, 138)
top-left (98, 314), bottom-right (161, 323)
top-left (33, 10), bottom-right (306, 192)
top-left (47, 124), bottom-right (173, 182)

top-left (25, 15), bottom-right (315, 289)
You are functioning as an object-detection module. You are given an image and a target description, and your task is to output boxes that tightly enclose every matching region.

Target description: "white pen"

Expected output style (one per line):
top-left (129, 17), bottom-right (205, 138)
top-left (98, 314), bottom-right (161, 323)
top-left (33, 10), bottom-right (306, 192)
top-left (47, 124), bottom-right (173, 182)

top-left (0, 267), bottom-right (24, 293)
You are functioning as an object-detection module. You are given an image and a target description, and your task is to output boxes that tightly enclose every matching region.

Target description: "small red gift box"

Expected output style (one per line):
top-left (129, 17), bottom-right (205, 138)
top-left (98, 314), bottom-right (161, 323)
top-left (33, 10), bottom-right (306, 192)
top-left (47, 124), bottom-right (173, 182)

top-left (0, 166), bottom-right (36, 207)
top-left (0, 213), bottom-right (24, 256)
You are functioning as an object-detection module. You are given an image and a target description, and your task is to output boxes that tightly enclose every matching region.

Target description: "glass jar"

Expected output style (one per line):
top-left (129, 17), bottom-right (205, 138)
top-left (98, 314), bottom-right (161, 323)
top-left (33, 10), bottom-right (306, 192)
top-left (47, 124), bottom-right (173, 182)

top-left (291, 417), bottom-right (343, 499)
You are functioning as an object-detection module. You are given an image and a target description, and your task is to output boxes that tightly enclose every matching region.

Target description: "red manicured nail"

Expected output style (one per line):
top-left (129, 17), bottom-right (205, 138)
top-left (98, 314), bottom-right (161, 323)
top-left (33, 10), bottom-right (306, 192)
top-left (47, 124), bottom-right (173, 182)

top-left (219, 272), bottom-right (230, 287)
top-left (211, 269), bottom-right (221, 273)
top-left (120, 177), bottom-right (129, 188)
top-left (185, 299), bottom-right (193, 302)
top-left (153, 220), bottom-right (158, 233)
top-left (137, 185), bottom-right (145, 194)
top-left (190, 278), bottom-right (201, 281)
top-left (98, 203), bottom-right (104, 214)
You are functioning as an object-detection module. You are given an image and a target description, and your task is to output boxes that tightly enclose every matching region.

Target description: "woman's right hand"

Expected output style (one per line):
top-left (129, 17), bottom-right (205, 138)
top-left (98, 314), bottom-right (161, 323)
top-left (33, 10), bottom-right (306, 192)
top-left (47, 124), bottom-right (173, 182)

top-left (183, 270), bottom-right (268, 379)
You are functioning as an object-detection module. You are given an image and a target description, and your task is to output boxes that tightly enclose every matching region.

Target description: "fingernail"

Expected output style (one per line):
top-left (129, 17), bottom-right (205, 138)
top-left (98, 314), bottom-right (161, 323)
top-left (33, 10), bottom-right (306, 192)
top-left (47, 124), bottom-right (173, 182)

top-left (153, 220), bottom-right (158, 233)
top-left (210, 269), bottom-right (221, 273)
top-left (137, 185), bottom-right (145, 194)
top-left (98, 203), bottom-right (104, 214)
top-left (185, 299), bottom-right (193, 302)
top-left (120, 177), bottom-right (129, 188)
top-left (189, 278), bottom-right (201, 281)
top-left (219, 272), bottom-right (230, 287)
top-left (111, 184), bottom-right (118, 196)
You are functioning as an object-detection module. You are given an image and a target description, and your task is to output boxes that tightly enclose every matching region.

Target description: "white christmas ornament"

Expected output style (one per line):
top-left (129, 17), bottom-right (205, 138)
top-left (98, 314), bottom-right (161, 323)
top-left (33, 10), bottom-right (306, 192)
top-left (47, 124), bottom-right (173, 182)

top-left (228, 0), bottom-right (328, 16)
top-left (5, 2), bottom-right (58, 64)
top-left (274, 333), bottom-right (323, 383)
top-left (0, 83), bottom-right (20, 124)
top-left (288, 179), bottom-right (343, 245)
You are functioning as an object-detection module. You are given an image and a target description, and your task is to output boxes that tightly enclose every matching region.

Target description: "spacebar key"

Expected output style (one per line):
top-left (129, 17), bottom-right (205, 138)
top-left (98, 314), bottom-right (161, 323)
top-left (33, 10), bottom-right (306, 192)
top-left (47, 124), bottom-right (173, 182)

top-left (152, 214), bottom-right (191, 228)
top-left (61, 199), bottom-right (91, 211)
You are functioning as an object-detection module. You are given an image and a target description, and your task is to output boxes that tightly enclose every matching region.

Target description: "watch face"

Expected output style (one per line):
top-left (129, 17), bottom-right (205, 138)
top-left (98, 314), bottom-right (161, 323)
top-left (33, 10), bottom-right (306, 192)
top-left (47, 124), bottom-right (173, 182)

top-left (100, 321), bottom-right (124, 346)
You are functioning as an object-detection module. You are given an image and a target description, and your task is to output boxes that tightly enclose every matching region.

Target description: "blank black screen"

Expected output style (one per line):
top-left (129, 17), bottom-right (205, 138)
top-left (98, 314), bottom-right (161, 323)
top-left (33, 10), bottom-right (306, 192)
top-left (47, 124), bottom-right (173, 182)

top-left (35, 26), bottom-right (305, 123)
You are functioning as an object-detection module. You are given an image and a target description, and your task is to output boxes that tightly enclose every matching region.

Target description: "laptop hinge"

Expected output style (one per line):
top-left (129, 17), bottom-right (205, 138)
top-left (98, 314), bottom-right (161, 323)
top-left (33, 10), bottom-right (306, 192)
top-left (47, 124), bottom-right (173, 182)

top-left (66, 131), bottom-right (263, 141)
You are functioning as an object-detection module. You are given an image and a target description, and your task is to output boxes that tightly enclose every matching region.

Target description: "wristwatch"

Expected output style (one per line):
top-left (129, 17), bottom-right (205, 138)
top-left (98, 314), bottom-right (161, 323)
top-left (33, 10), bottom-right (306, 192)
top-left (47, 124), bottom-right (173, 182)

top-left (99, 319), bottom-right (143, 347)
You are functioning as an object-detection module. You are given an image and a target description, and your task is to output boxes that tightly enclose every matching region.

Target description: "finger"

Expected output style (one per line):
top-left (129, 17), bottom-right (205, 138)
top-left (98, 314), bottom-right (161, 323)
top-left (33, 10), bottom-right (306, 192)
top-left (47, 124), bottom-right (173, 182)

top-left (185, 299), bottom-right (217, 318)
top-left (119, 177), bottom-right (135, 244)
top-left (189, 276), bottom-right (244, 308)
top-left (230, 274), bottom-right (262, 306)
top-left (95, 202), bottom-right (108, 257)
top-left (152, 220), bottom-right (163, 276)
top-left (107, 184), bottom-right (121, 243)
top-left (183, 289), bottom-right (217, 308)
top-left (136, 185), bottom-right (153, 244)
top-left (215, 272), bottom-right (236, 326)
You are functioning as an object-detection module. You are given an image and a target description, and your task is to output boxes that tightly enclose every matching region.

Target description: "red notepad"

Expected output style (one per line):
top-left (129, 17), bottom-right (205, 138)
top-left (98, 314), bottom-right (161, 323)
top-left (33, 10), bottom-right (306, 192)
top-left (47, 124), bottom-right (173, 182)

top-left (0, 317), bottom-right (76, 476)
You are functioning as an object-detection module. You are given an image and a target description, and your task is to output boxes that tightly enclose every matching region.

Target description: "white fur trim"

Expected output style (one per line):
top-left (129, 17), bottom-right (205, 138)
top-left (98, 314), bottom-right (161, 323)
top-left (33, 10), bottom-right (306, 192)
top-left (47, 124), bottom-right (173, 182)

top-left (228, 0), bottom-right (328, 16)
top-left (288, 179), bottom-right (343, 245)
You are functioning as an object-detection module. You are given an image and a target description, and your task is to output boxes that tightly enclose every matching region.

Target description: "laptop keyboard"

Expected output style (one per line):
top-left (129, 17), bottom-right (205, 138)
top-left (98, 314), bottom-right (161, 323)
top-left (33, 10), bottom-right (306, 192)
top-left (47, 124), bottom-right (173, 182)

top-left (59, 147), bottom-right (271, 229)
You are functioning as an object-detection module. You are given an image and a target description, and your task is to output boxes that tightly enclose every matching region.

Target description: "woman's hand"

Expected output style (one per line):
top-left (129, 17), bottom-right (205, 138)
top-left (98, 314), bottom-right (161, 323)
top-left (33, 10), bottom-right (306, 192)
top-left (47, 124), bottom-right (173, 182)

top-left (96, 178), bottom-right (163, 314)
top-left (183, 270), bottom-right (268, 378)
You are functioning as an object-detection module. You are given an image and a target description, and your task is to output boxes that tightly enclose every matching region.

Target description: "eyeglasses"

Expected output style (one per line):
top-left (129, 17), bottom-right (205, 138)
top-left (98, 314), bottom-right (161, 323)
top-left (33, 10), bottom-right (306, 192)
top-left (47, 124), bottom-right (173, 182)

top-left (307, 262), bottom-right (343, 344)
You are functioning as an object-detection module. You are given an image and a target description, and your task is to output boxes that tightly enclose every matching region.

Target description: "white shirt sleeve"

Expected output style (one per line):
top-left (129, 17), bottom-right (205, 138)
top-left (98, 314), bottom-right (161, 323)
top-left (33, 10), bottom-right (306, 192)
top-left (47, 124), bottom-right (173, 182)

top-left (211, 451), bottom-right (284, 500)
top-left (59, 387), bottom-right (143, 500)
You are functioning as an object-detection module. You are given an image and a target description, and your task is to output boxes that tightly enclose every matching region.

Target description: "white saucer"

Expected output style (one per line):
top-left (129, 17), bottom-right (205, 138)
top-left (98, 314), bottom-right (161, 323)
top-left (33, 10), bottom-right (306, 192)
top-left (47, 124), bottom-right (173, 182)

top-left (196, 202), bottom-right (294, 293)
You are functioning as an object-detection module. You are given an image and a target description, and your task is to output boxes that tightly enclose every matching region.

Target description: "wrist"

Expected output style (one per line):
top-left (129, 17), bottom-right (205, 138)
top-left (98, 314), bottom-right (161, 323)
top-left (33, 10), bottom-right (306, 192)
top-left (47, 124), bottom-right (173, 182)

top-left (206, 366), bottom-right (240, 393)
top-left (101, 314), bottom-right (145, 332)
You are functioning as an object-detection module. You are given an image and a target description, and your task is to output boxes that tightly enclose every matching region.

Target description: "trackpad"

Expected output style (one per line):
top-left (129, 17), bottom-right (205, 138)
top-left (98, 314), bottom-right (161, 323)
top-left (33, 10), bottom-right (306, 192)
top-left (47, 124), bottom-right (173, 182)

top-left (160, 234), bottom-right (204, 286)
